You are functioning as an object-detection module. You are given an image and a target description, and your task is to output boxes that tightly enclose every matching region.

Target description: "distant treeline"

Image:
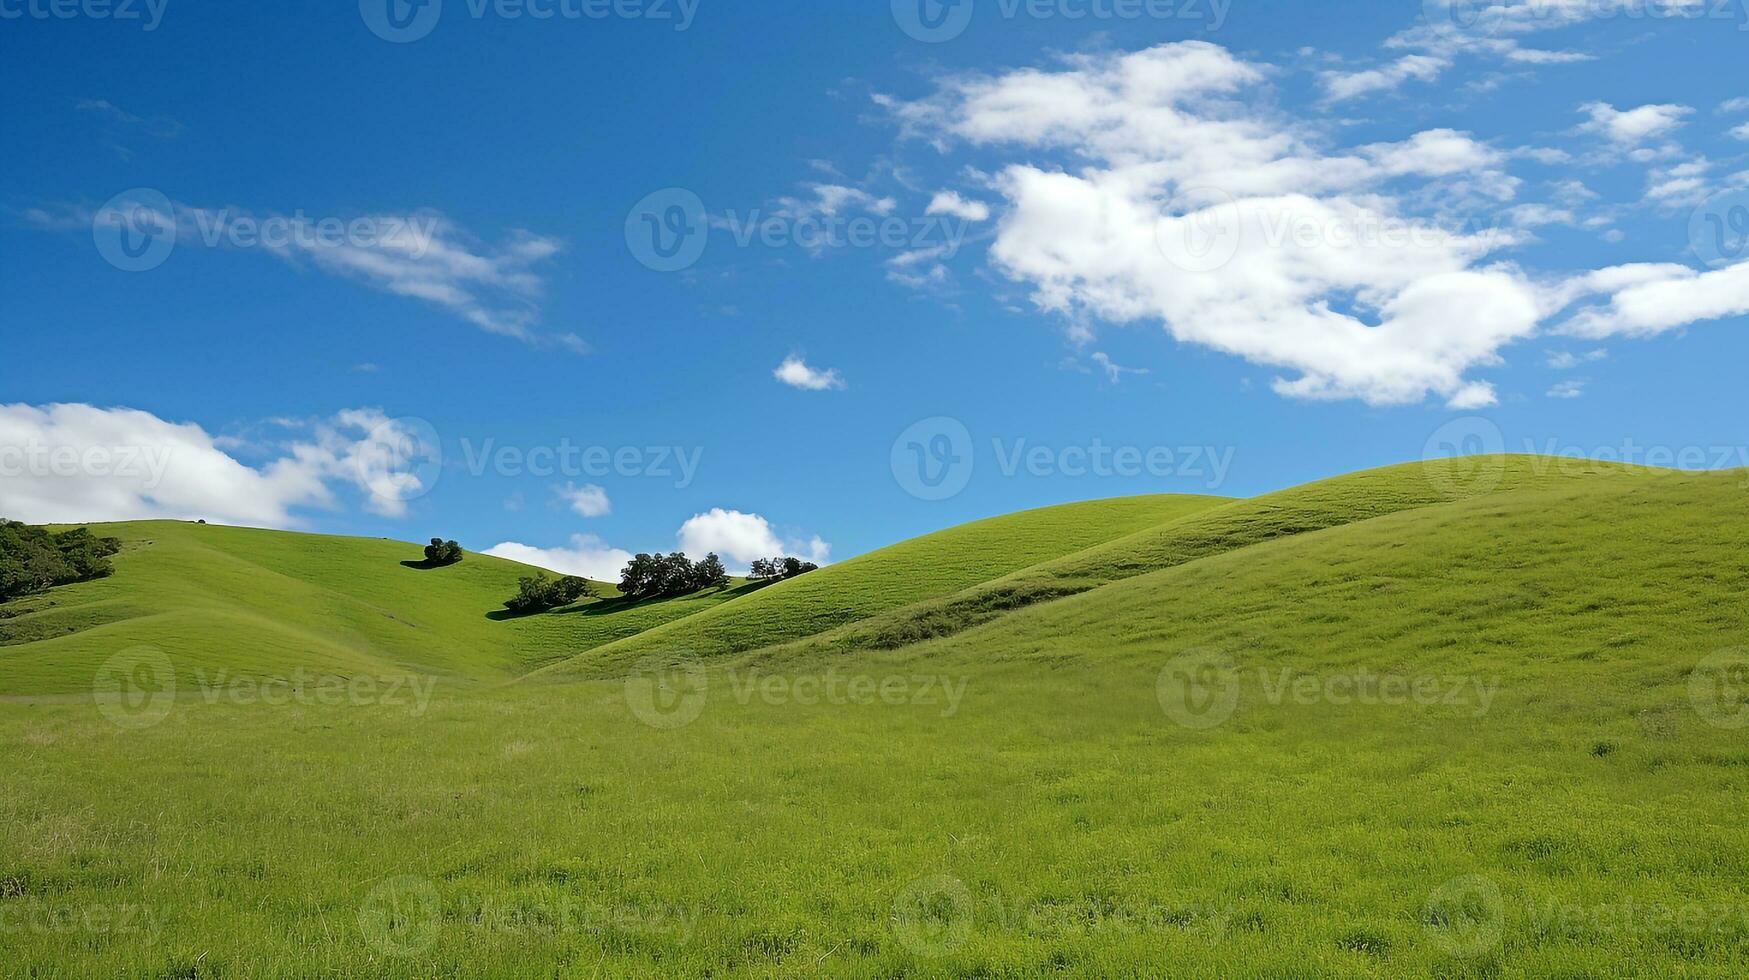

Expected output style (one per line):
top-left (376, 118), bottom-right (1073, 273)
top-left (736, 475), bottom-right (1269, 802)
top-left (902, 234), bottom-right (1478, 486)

top-left (0, 520), bottom-right (123, 602)
top-left (496, 550), bottom-right (822, 616)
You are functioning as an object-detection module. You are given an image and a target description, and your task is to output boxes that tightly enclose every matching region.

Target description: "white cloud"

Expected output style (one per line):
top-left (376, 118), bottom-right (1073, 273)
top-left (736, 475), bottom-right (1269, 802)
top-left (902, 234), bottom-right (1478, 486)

top-left (1322, 0), bottom-right (1624, 100)
top-left (0, 403), bottom-right (435, 526)
top-left (27, 201), bottom-right (579, 352)
top-left (1548, 379), bottom-right (1586, 399)
top-left (926, 190), bottom-right (992, 222)
top-left (1720, 97), bottom-right (1749, 114)
top-left (1578, 102), bottom-right (1693, 145)
top-left (555, 483), bottom-right (611, 518)
top-left (1732, 122), bottom-right (1749, 141)
top-left (880, 41), bottom-right (1749, 407)
top-left (888, 42), bottom-right (1540, 407)
top-left (774, 184), bottom-right (896, 220)
top-left (483, 535), bottom-right (633, 582)
top-left (1089, 351), bottom-right (1149, 383)
top-left (1547, 348), bottom-right (1607, 370)
top-left (1558, 261), bottom-right (1749, 338)
top-left (774, 355), bottom-right (845, 391)
top-left (1643, 159), bottom-right (1714, 208)
top-left (1365, 128), bottom-right (1505, 177)
top-left (1320, 54), bottom-right (1449, 102)
top-left (676, 509), bottom-right (830, 571)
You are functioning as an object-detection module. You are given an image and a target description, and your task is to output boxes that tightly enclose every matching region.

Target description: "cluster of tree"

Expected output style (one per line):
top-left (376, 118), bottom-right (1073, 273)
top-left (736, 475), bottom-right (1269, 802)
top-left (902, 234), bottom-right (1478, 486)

top-left (749, 557), bottom-right (819, 582)
top-left (0, 521), bottom-right (123, 602)
top-left (502, 573), bottom-right (594, 615)
top-left (423, 538), bottom-right (464, 566)
top-left (619, 552), bottom-right (729, 600)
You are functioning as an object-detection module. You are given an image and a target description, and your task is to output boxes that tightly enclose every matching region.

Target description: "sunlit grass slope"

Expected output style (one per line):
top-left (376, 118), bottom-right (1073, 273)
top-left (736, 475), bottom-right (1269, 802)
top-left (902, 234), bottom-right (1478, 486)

top-left (0, 521), bottom-right (750, 694)
top-left (733, 455), bottom-right (1648, 665)
top-left (4, 463), bottom-right (1748, 975)
top-left (538, 493), bottom-right (1230, 678)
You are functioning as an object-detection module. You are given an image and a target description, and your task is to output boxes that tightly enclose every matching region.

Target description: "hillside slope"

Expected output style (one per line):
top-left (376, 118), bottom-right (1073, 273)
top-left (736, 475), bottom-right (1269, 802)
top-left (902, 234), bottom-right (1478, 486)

top-left (0, 521), bottom-right (749, 694)
top-left (555, 456), bottom-right (1642, 674)
top-left (6, 462), bottom-right (1748, 975)
top-left (533, 493), bottom-right (1229, 679)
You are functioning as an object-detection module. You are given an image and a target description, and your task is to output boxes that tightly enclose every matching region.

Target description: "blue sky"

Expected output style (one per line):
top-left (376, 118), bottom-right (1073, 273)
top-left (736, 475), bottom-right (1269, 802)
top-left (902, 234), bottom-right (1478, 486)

top-left (4, 0), bottom-right (1749, 576)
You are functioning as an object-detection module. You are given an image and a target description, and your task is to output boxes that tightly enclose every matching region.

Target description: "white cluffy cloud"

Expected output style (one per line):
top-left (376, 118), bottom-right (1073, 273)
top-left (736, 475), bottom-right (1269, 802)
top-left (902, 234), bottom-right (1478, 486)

top-left (926, 191), bottom-right (992, 222)
top-left (482, 535), bottom-right (634, 582)
top-left (677, 509), bottom-right (831, 570)
top-left (556, 483), bottom-right (611, 518)
top-left (774, 355), bottom-right (845, 391)
top-left (1578, 102), bottom-right (1693, 146)
top-left (1320, 0), bottom-right (1671, 102)
top-left (886, 42), bottom-right (1539, 407)
top-left (0, 403), bottom-right (437, 526)
top-left (882, 42), bottom-right (1749, 407)
top-left (1557, 262), bottom-right (1749, 338)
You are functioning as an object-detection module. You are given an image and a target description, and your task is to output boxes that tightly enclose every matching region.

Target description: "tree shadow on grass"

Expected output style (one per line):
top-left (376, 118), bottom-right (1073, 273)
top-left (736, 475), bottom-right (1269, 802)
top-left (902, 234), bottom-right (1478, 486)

top-left (484, 579), bottom-right (774, 622)
top-left (399, 559), bottom-right (458, 571)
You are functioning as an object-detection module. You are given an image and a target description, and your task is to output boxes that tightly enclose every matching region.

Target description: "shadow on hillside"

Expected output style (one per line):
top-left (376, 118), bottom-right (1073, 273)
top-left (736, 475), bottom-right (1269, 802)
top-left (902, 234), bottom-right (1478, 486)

top-left (484, 580), bottom-right (774, 623)
top-left (399, 559), bottom-right (458, 571)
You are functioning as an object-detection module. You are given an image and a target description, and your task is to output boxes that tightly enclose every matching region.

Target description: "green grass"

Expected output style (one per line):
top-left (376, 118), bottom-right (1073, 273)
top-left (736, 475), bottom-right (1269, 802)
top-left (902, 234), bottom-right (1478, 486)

top-left (539, 493), bottom-right (1228, 678)
top-left (0, 521), bottom-right (752, 694)
top-left (4, 460), bottom-right (1749, 976)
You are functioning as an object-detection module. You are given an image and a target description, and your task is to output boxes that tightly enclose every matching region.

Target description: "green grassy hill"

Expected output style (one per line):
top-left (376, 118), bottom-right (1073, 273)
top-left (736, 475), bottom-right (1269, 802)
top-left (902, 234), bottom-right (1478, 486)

top-left (555, 456), bottom-right (1637, 674)
top-left (0, 521), bottom-right (752, 694)
top-left (5, 458), bottom-right (1749, 976)
top-left (536, 493), bottom-right (1229, 679)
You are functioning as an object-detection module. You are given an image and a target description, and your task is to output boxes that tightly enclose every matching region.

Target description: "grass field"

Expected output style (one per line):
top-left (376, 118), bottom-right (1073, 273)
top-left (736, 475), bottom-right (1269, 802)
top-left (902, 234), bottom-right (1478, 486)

top-left (4, 458), bottom-right (1749, 976)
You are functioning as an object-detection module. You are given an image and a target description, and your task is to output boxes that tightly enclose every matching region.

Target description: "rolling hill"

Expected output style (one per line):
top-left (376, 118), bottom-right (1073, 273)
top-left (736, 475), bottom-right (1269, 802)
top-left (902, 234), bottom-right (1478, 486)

top-left (0, 521), bottom-right (751, 694)
top-left (5, 456), bottom-right (1748, 976)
